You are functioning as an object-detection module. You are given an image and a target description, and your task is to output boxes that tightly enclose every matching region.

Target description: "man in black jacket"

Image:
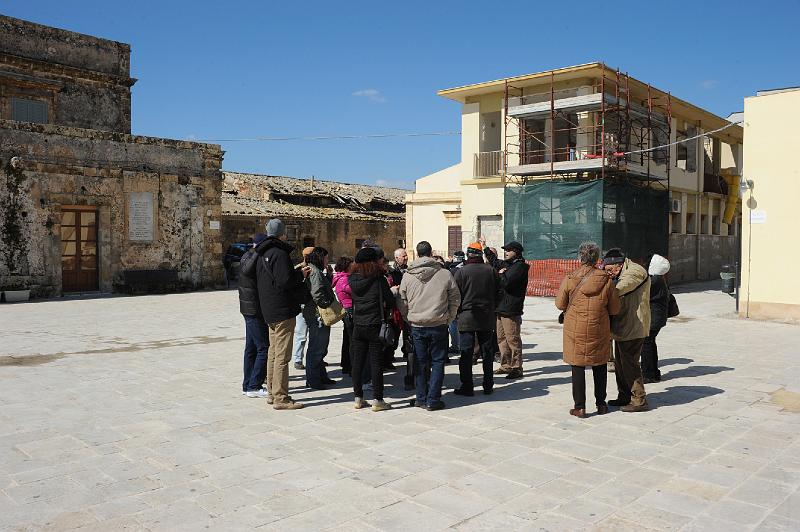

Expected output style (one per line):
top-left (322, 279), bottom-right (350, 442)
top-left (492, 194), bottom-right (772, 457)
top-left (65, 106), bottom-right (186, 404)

top-left (453, 243), bottom-right (500, 396)
top-left (248, 218), bottom-right (310, 410)
top-left (238, 233), bottom-right (270, 398)
top-left (485, 240), bottom-right (529, 380)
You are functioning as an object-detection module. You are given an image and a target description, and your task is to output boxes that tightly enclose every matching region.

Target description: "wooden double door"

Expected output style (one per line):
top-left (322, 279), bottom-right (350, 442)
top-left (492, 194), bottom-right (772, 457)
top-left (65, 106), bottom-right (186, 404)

top-left (61, 208), bottom-right (98, 293)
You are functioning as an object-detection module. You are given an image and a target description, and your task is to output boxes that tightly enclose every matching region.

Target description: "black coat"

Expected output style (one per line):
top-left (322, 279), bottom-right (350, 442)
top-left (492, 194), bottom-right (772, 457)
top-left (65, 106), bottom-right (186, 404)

top-left (349, 272), bottom-right (395, 328)
top-left (251, 237), bottom-right (306, 325)
top-left (485, 248), bottom-right (529, 317)
top-left (237, 248), bottom-right (261, 317)
top-left (453, 261), bottom-right (500, 332)
top-left (649, 274), bottom-right (669, 330)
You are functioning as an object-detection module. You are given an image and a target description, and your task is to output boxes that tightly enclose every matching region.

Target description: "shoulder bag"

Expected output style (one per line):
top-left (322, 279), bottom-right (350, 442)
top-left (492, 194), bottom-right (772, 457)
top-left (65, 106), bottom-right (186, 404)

top-left (666, 279), bottom-right (680, 318)
top-left (377, 278), bottom-right (396, 347)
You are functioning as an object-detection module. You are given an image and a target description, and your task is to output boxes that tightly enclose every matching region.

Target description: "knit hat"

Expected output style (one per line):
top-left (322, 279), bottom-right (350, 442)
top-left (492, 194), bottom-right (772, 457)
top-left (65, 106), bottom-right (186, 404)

top-left (265, 218), bottom-right (286, 238)
top-left (355, 247), bottom-right (379, 264)
top-left (466, 242), bottom-right (483, 256)
top-left (602, 248), bottom-right (625, 266)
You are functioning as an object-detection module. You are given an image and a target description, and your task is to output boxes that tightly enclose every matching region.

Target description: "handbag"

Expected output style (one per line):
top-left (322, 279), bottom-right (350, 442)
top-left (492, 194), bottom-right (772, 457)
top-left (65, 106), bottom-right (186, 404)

top-left (558, 271), bottom-right (593, 324)
top-left (666, 279), bottom-right (680, 318)
top-left (377, 278), bottom-right (396, 347)
top-left (318, 298), bottom-right (346, 326)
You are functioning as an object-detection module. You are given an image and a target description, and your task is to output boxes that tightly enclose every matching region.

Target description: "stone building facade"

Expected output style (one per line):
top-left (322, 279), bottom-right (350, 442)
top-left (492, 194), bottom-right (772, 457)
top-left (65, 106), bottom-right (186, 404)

top-left (222, 172), bottom-right (406, 263)
top-left (0, 15), bottom-right (225, 297)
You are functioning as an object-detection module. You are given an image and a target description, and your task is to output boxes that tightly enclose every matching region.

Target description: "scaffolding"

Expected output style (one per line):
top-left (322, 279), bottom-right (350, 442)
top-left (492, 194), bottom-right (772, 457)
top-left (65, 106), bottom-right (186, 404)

top-left (501, 67), bottom-right (674, 284)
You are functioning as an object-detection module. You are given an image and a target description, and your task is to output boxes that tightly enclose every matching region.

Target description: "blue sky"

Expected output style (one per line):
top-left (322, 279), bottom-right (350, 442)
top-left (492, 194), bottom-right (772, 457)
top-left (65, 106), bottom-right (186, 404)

top-left (4, 1), bottom-right (799, 189)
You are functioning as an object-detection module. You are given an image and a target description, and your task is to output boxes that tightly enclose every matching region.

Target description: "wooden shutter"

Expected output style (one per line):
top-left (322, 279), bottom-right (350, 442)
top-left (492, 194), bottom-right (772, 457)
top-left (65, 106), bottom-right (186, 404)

top-left (447, 226), bottom-right (462, 257)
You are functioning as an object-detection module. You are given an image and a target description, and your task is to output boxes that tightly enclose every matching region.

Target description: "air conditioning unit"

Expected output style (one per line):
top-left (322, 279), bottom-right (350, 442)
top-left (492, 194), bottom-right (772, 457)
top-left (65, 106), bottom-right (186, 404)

top-left (670, 199), bottom-right (682, 213)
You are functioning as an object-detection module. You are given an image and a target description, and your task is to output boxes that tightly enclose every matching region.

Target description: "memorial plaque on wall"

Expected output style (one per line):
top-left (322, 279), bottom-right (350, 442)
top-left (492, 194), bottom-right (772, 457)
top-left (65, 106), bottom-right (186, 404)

top-left (128, 192), bottom-right (154, 242)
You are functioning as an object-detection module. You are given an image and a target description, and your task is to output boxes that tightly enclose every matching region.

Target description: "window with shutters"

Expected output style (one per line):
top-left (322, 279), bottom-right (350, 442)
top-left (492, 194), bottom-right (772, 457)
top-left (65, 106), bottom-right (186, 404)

top-left (11, 98), bottom-right (49, 124)
top-left (447, 226), bottom-right (462, 257)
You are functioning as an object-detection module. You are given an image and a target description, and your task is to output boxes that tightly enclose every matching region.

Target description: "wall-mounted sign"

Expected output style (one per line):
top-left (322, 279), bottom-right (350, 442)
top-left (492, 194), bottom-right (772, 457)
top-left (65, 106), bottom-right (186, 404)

top-left (209, 220), bottom-right (220, 230)
top-left (750, 210), bottom-right (767, 224)
top-left (128, 192), bottom-right (154, 242)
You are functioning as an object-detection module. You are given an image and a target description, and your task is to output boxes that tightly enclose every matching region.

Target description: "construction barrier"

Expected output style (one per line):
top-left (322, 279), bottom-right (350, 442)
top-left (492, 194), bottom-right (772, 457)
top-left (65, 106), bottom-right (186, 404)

top-left (525, 258), bottom-right (581, 297)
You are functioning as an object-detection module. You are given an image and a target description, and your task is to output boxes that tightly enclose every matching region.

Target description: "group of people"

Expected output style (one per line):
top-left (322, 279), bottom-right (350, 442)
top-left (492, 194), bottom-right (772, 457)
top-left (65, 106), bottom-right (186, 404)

top-left (237, 217), bottom-right (674, 416)
top-left (556, 243), bottom-right (675, 417)
top-left (236, 218), bottom-right (530, 411)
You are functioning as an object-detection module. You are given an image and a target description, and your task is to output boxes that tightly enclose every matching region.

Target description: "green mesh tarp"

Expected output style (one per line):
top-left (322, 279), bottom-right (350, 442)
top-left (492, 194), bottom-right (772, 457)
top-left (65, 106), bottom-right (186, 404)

top-left (504, 180), bottom-right (668, 261)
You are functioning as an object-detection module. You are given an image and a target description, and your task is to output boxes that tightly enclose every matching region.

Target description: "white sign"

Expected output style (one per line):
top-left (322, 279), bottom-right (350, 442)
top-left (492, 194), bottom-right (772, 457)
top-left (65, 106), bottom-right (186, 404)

top-left (128, 192), bottom-right (154, 242)
top-left (750, 210), bottom-right (767, 224)
top-left (209, 220), bottom-right (220, 230)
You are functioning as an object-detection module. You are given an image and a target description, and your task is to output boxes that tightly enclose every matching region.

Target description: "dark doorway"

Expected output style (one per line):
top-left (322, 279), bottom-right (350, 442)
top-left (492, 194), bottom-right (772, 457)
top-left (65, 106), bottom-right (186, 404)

top-left (61, 208), bottom-right (98, 292)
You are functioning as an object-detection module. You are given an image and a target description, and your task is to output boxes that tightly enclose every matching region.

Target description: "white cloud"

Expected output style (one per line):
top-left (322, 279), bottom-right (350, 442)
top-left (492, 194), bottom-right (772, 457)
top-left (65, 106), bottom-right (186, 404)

top-left (352, 88), bottom-right (387, 103)
top-left (700, 80), bottom-right (718, 89)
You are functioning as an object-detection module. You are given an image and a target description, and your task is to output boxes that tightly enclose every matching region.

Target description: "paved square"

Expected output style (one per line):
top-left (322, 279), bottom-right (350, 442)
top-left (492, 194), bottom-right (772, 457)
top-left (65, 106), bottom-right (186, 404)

top-left (1, 283), bottom-right (799, 531)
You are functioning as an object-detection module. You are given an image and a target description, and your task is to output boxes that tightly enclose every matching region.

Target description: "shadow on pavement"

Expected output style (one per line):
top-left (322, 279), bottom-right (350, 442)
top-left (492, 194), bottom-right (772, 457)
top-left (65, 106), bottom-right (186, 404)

top-left (647, 385), bottom-right (725, 408)
top-left (662, 365), bottom-right (734, 381)
top-left (659, 357), bottom-right (694, 367)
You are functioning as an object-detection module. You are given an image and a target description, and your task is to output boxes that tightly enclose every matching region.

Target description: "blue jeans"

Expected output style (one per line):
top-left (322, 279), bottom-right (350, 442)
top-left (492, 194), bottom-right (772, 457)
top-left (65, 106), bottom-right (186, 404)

top-left (411, 325), bottom-right (449, 407)
top-left (292, 309), bottom-right (307, 364)
top-left (448, 320), bottom-right (459, 349)
top-left (243, 315), bottom-right (269, 391)
top-left (305, 315), bottom-right (331, 388)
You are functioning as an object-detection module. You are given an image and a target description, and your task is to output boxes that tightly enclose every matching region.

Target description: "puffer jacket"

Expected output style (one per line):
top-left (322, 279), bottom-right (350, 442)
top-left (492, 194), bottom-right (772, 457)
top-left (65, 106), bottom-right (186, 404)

top-left (556, 265), bottom-right (620, 366)
top-left (237, 247), bottom-right (260, 317)
top-left (611, 258), bottom-right (651, 341)
top-left (398, 257), bottom-right (461, 327)
top-left (349, 272), bottom-right (395, 327)
top-left (453, 259), bottom-right (500, 332)
top-left (331, 271), bottom-right (353, 309)
top-left (251, 237), bottom-right (306, 325)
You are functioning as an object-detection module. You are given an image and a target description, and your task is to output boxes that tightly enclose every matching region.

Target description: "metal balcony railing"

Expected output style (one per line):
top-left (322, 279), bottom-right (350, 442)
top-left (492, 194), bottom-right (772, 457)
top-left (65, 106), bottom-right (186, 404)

top-left (473, 150), bottom-right (504, 177)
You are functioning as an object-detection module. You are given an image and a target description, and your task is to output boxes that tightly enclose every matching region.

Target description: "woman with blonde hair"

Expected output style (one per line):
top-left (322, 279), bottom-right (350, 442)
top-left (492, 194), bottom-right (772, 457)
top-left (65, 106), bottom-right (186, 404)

top-left (556, 242), bottom-right (621, 418)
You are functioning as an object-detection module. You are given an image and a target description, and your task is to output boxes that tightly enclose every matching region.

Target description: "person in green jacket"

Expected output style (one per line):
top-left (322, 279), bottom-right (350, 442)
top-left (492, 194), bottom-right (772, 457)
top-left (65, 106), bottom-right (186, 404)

top-left (602, 248), bottom-right (651, 412)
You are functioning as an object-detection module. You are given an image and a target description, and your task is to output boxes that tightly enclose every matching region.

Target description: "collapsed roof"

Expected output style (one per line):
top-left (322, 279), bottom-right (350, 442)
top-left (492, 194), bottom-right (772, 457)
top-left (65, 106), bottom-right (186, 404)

top-left (221, 171), bottom-right (408, 221)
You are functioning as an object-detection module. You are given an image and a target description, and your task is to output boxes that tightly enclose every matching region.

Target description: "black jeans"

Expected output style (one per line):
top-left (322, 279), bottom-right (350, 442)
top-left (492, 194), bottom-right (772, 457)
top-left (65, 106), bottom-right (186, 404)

top-left (458, 330), bottom-right (494, 391)
top-left (571, 365), bottom-right (607, 409)
top-left (341, 309), bottom-right (353, 375)
top-left (640, 326), bottom-right (662, 380)
top-left (352, 324), bottom-right (384, 400)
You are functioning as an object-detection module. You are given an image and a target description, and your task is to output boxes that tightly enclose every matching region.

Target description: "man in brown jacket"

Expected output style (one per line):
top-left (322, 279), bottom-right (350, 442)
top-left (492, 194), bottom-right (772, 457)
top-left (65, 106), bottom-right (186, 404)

top-left (603, 248), bottom-right (651, 412)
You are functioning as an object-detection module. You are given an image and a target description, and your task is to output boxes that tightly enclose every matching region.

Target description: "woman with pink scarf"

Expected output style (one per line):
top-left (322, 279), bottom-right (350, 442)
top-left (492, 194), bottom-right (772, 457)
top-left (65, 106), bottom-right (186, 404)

top-left (332, 256), bottom-right (354, 375)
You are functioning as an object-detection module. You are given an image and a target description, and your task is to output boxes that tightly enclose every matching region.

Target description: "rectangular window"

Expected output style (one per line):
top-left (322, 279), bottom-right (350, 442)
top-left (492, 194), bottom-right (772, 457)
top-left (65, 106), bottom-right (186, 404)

top-left (11, 98), bottom-right (49, 124)
top-left (285, 224), bottom-right (299, 242)
top-left (670, 212), bottom-right (681, 234)
top-left (686, 213), bottom-right (697, 234)
top-left (355, 238), bottom-right (365, 250)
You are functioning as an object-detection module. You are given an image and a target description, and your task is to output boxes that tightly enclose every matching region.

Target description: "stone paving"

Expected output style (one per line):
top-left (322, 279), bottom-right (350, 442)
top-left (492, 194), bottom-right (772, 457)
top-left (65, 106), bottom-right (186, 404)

top-left (1, 282), bottom-right (800, 531)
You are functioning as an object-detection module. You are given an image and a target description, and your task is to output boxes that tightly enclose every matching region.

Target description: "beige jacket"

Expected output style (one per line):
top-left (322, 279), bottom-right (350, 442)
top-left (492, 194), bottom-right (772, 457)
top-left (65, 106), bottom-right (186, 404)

top-left (398, 257), bottom-right (461, 327)
top-left (611, 258), bottom-right (651, 341)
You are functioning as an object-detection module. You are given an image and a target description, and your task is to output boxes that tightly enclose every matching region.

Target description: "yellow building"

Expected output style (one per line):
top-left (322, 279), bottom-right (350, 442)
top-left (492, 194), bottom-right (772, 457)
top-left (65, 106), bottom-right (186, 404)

top-left (406, 63), bottom-right (744, 292)
top-left (739, 87), bottom-right (800, 320)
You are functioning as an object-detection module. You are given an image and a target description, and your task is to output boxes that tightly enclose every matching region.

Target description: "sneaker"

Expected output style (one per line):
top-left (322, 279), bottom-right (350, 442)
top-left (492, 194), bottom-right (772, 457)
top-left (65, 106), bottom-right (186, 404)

top-left (273, 399), bottom-right (304, 410)
top-left (245, 389), bottom-right (270, 398)
top-left (354, 397), bottom-right (367, 410)
top-left (372, 400), bottom-right (393, 412)
top-left (505, 368), bottom-right (523, 380)
top-left (426, 400), bottom-right (446, 411)
top-left (493, 368), bottom-right (510, 375)
top-left (294, 362), bottom-right (305, 370)
top-left (453, 388), bottom-right (474, 397)
top-left (608, 398), bottom-right (630, 407)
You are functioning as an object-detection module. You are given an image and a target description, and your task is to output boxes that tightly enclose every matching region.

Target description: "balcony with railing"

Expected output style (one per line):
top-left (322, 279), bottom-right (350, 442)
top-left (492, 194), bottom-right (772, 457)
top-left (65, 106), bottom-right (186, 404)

top-left (473, 150), bottom-right (504, 177)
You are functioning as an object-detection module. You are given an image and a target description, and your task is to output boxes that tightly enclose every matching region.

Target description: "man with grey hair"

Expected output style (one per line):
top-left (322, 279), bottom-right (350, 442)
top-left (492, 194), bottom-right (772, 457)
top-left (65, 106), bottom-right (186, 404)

top-left (253, 218), bottom-right (311, 410)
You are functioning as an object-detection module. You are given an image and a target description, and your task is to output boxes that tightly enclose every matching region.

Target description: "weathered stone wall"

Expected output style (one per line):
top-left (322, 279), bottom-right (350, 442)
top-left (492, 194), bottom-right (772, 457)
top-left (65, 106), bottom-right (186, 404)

top-left (222, 216), bottom-right (406, 263)
top-left (0, 120), bottom-right (225, 296)
top-left (0, 15), bottom-right (134, 133)
top-left (669, 234), bottom-right (738, 283)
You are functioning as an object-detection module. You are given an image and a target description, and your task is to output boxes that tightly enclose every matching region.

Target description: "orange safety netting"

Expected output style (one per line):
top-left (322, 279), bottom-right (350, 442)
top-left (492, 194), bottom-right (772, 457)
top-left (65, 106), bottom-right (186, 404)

top-left (525, 259), bottom-right (581, 297)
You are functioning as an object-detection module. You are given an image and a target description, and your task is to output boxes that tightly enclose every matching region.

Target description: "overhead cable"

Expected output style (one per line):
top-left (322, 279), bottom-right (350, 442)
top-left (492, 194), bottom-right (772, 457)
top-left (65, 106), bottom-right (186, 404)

top-left (195, 131), bottom-right (462, 142)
